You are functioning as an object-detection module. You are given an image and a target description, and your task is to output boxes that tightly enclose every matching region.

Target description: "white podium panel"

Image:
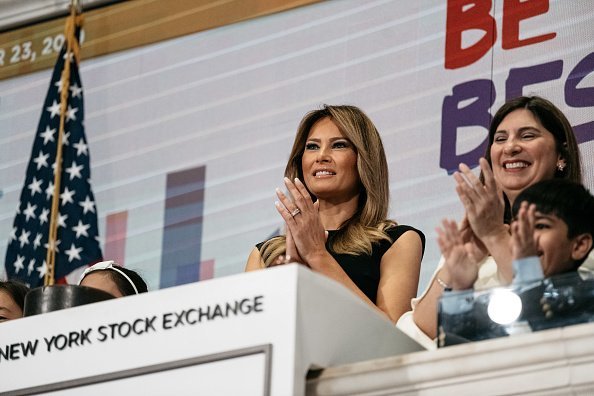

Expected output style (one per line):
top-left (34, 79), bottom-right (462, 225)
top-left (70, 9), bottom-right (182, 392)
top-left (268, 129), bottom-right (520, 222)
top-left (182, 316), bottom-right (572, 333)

top-left (50, 347), bottom-right (269, 396)
top-left (0, 265), bottom-right (423, 395)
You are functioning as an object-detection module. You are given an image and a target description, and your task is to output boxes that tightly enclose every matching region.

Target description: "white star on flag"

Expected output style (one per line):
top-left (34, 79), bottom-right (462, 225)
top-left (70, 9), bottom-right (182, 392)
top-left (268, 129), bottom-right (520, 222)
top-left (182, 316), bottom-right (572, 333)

top-left (39, 126), bottom-right (56, 144)
top-left (73, 138), bottom-right (88, 156)
top-left (45, 181), bottom-right (55, 200)
top-left (70, 83), bottom-right (82, 98)
top-left (55, 78), bottom-right (65, 93)
top-left (65, 161), bottom-right (83, 180)
top-left (13, 255), bottom-right (25, 273)
top-left (46, 100), bottom-right (61, 118)
top-left (28, 177), bottom-right (43, 196)
top-left (66, 105), bottom-right (78, 122)
top-left (60, 187), bottom-right (75, 205)
top-left (33, 233), bottom-right (43, 249)
top-left (44, 239), bottom-right (61, 253)
top-left (36, 261), bottom-right (48, 278)
top-left (72, 220), bottom-right (90, 238)
top-left (10, 226), bottom-right (18, 241)
top-left (39, 208), bottom-right (49, 224)
top-left (57, 213), bottom-right (68, 228)
top-left (33, 151), bottom-right (50, 170)
top-left (27, 259), bottom-right (36, 276)
top-left (18, 229), bottom-right (31, 248)
top-left (79, 195), bottom-right (95, 214)
top-left (65, 243), bottom-right (83, 262)
top-left (23, 202), bottom-right (37, 221)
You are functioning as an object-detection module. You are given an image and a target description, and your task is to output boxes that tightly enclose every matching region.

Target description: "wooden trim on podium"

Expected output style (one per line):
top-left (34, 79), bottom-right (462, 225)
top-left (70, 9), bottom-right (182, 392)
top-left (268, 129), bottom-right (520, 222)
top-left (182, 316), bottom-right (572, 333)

top-left (0, 0), bottom-right (322, 81)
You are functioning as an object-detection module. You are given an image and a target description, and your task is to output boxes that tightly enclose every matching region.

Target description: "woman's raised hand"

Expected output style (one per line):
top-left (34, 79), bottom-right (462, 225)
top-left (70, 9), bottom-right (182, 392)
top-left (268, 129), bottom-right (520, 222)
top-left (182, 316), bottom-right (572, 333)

top-left (458, 215), bottom-right (489, 259)
top-left (437, 219), bottom-right (483, 290)
top-left (454, 158), bottom-right (506, 242)
top-left (283, 225), bottom-right (305, 264)
top-left (275, 177), bottom-right (327, 264)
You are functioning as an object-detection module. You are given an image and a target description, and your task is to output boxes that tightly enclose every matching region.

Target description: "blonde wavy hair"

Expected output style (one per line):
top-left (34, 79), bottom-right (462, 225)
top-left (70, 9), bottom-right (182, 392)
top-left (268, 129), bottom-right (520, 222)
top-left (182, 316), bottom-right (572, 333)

top-left (260, 105), bottom-right (396, 267)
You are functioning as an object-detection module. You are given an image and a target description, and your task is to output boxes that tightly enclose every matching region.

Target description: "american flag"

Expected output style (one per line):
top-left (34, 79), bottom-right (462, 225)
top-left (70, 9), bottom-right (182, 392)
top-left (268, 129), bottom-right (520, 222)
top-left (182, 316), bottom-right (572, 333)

top-left (4, 26), bottom-right (102, 287)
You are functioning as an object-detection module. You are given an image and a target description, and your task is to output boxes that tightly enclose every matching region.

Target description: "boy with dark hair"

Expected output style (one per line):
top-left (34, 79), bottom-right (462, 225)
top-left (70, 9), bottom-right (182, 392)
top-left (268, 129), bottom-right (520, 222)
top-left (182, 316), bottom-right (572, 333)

top-left (435, 179), bottom-right (594, 345)
top-left (511, 179), bottom-right (594, 281)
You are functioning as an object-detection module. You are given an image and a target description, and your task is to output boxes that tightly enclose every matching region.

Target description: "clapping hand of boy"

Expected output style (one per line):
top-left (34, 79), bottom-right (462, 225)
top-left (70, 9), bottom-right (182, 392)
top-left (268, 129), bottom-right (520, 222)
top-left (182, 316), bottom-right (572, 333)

top-left (510, 201), bottom-right (538, 260)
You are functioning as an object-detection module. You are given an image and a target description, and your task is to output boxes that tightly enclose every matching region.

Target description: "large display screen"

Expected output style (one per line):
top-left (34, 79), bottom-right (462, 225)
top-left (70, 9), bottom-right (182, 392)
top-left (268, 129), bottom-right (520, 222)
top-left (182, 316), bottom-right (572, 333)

top-left (1, 0), bottom-right (593, 291)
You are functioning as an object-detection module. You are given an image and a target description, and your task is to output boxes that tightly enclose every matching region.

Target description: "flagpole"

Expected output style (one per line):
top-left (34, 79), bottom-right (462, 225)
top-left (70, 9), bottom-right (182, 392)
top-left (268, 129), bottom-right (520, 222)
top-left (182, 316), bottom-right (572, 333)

top-left (44, 1), bottom-right (83, 286)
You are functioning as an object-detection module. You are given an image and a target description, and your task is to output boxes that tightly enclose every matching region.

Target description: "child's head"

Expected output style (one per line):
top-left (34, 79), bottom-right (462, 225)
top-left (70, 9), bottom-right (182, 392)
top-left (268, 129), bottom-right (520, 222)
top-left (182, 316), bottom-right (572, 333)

top-left (79, 261), bottom-right (148, 297)
top-left (0, 280), bottom-right (29, 322)
top-left (512, 179), bottom-right (594, 276)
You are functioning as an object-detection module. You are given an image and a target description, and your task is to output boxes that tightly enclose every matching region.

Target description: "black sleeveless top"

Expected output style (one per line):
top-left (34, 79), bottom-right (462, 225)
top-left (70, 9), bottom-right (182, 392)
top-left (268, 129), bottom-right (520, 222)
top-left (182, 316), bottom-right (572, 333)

top-left (326, 225), bottom-right (425, 304)
top-left (257, 225), bottom-right (425, 304)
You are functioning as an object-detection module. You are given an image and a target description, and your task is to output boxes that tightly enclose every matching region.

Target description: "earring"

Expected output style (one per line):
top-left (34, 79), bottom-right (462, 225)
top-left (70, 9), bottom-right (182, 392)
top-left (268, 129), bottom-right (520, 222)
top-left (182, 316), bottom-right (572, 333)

top-left (557, 162), bottom-right (566, 172)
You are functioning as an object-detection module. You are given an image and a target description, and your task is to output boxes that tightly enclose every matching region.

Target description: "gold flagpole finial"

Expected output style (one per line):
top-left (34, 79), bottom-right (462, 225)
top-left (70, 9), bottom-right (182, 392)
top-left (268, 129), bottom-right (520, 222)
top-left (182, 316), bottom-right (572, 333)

top-left (72, 0), bottom-right (82, 14)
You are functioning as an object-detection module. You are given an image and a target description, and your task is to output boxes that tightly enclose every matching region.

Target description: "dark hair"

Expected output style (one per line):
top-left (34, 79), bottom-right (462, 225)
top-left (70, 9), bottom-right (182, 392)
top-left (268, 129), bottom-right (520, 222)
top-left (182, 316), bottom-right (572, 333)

top-left (0, 280), bottom-right (30, 311)
top-left (512, 179), bottom-right (594, 266)
top-left (104, 265), bottom-right (148, 296)
top-left (484, 96), bottom-right (582, 183)
top-left (483, 96), bottom-right (583, 223)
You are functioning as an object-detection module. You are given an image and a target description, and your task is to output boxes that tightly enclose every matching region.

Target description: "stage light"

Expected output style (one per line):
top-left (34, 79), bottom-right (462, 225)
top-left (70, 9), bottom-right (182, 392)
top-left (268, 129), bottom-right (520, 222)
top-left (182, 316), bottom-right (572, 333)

top-left (487, 289), bottom-right (522, 325)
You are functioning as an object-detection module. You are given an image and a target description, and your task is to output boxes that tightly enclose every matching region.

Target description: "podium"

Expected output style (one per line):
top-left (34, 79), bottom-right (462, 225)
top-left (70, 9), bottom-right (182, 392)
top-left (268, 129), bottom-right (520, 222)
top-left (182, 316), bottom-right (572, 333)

top-left (0, 265), bottom-right (423, 395)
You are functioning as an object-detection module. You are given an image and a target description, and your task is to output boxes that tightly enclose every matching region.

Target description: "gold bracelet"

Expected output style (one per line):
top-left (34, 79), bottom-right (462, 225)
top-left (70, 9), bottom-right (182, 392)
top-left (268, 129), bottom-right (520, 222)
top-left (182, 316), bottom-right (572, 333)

top-left (436, 276), bottom-right (452, 292)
